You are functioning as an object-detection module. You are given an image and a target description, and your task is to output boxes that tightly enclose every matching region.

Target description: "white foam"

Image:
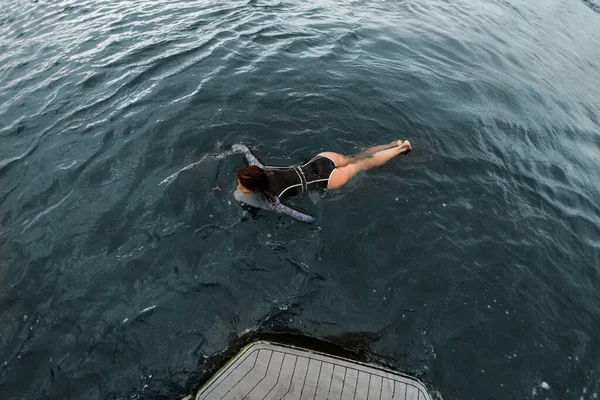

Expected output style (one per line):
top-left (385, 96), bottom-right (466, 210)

top-left (140, 305), bottom-right (156, 314)
top-left (309, 191), bottom-right (320, 204)
top-left (159, 159), bottom-right (204, 186)
top-left (540, 381), bottom-right (550, 390)
top-left (159, 151), bottom-right (231, 186)
top-left (234, 189), bottom-right (271, 211)
top-left (21, 190), bottom-right (73, 232)
top-left (56, 160), bottom-right (78, 170)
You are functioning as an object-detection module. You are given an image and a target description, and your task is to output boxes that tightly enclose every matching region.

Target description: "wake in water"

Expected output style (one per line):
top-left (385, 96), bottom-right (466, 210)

top-left (159, 149), bottom-right (234, 187)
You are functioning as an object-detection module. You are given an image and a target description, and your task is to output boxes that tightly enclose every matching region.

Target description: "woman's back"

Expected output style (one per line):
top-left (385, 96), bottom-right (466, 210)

top-left (265, 155), bottom-right (336, 200)
top-left (264, 166), bottom-right (302, 200)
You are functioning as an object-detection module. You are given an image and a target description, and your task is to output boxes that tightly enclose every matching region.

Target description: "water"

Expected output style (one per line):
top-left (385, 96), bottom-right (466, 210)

top-left (1, 0), bottom-right (599, 398)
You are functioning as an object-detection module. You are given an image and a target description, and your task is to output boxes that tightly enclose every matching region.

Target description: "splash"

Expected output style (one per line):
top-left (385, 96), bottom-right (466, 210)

top-left (159, 150), bottom-right (232, 186)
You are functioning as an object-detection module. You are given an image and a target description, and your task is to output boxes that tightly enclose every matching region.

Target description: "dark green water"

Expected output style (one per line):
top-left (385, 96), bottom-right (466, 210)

top-left (1, 0), bottom-right (600, 399)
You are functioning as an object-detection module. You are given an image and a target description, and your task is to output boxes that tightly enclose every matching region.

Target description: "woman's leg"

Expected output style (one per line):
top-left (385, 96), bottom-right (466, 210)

top-left (318, 140), bottom-right (406, 168)
top-left (353, 141), bottom-right (401, 157)
top-left (327, 140), bottom-right (411, 189)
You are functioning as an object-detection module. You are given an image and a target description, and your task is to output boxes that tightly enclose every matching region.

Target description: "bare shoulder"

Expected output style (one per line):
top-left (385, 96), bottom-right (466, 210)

top-left (317, 152), bottom-right (349, 167)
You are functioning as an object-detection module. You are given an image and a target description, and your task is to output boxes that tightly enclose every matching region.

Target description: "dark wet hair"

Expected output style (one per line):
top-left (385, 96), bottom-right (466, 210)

top-left (237, 166), bottom-right (275, 201)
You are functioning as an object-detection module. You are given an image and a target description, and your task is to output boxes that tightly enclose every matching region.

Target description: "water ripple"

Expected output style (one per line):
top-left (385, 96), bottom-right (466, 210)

top-left (1, 0), bottom-right (600, 399)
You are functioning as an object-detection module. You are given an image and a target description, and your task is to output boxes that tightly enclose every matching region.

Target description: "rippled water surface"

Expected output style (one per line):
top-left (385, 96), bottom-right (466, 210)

top-left (1, 0), bottom-right (600, 398)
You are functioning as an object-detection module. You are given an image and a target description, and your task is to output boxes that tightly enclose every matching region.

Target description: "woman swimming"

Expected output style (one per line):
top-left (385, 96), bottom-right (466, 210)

top-left (232, 140), bottom-right (412, 222)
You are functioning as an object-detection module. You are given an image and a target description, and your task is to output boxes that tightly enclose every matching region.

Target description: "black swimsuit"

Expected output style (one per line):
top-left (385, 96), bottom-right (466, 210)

top-left (264, 155), bottom-right (336, 200)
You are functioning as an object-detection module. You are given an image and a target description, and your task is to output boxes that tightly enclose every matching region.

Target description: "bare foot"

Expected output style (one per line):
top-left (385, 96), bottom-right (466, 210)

top-left (397, 140), bottom-right (411, 154)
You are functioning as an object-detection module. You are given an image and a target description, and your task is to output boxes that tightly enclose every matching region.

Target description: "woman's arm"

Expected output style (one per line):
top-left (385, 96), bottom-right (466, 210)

top-left (231, 144), bottom-right (265, 168)
top-left (270, 197), bottom-right (315, 223)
